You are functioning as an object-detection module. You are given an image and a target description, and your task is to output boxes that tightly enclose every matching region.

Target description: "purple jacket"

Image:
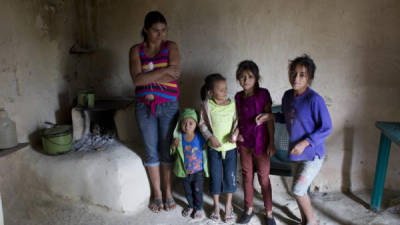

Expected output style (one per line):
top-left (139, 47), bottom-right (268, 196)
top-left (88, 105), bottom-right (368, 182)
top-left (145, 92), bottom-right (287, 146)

top-left (235, 88), bottom-right (272, 155)
top-left (282, 88), bottom-right (332, 161)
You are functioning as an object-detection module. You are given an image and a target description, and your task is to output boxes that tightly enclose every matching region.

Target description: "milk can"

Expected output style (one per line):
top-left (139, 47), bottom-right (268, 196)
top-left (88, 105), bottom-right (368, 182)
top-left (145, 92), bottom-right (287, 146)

top-left (0, 108), bottom-right (18, 149)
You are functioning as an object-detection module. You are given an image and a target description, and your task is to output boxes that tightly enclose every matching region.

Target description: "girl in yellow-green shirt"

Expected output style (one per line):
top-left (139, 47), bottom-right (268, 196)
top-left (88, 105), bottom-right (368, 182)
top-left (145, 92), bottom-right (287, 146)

top-left (199, 73), bottom-right (239, 223)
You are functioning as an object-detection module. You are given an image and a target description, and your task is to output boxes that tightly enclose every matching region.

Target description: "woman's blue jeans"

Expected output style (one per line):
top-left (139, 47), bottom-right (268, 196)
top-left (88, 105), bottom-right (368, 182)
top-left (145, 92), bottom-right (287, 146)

top-left (135, 101), bottom-right (179, 167)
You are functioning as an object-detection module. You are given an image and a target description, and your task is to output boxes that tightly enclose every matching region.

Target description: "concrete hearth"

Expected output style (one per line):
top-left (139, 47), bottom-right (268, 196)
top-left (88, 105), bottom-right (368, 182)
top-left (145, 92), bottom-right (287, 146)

top-left (0, 142), bottom-right (149, 215)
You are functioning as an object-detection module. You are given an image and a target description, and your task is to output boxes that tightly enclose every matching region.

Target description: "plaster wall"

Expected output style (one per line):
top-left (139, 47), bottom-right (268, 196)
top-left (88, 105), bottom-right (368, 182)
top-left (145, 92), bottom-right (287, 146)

top-left (90, 0), bottom-right (400, 192)
top-left (0, 0), bottom-right (80, 143)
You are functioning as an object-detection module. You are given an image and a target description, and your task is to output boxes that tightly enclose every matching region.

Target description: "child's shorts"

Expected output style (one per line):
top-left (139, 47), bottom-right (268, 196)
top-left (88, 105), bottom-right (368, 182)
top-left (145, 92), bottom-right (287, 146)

top-left (292, 156), bottom-right (324, 196)
top-left (207, 147), bottom-right (237, 195)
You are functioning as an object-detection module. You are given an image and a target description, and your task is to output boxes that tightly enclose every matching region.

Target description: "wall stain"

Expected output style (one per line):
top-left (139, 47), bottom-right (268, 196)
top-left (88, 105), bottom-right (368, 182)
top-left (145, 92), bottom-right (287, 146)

top-left (34, 1), bottom-right (66, 41)
top-left (71, 0), bottom-right (98, 53)
top-left (15, 73), bottom-right (21, 97)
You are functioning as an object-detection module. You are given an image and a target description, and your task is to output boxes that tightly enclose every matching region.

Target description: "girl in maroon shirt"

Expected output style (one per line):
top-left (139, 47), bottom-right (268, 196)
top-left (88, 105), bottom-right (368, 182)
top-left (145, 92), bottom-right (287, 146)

top-left (234, 60), bottom-right (276, 225)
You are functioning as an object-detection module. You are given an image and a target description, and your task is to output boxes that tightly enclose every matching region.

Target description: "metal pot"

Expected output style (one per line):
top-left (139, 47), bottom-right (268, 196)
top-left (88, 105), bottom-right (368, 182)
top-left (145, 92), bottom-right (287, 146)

top-left (41, 125), bottom-right (72, 155)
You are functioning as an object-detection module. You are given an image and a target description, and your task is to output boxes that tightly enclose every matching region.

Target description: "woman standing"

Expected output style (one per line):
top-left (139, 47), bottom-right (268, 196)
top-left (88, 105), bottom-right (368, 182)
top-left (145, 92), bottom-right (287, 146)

top-left (130, 11), bottom-right (180, 212)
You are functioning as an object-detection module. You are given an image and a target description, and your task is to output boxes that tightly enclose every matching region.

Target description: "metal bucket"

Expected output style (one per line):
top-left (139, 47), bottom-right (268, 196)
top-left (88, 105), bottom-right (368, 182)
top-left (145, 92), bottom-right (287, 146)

top-left (41, 125), bottom-right (72, 155)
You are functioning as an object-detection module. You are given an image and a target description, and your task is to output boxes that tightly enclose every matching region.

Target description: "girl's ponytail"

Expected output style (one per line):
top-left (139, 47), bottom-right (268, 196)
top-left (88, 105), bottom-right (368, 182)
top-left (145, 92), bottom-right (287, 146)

top-left (200, 84), bottom-right (208, 101)
top-left (200, 73), bottom-right (226, 101)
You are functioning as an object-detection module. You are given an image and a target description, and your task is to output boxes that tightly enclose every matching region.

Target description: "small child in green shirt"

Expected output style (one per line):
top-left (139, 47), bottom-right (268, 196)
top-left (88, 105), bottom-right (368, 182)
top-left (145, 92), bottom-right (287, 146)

top-left (170, 108), bottom-right (209, 219)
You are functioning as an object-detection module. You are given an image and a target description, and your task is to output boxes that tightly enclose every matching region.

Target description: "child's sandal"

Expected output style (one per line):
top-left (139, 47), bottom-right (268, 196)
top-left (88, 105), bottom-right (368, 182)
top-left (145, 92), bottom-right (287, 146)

top-left (225, 207), bottom-right (234, 223)
top-left (191, 209), bottom-right (203, 219)
top-left (210, 212), bottom-right (220, 222)
top-left (182, 207), bottom-right (192, 217)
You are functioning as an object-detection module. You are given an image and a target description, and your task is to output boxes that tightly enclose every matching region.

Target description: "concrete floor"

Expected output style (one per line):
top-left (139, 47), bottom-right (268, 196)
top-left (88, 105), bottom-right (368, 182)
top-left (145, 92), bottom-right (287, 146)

top-left (3, 185), bottom-right (400, 225)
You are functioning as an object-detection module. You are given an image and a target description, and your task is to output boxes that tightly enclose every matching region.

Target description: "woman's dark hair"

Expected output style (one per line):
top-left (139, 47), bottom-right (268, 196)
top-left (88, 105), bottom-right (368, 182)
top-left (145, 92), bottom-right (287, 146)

top-left (141, 11), bottom-right (167, 40)
top-left (200, 73), bottom-right (226, 101)
top-left (288, 54), bottom-right (316, 82)
top-left (236, 60), bottom-right (261, 89)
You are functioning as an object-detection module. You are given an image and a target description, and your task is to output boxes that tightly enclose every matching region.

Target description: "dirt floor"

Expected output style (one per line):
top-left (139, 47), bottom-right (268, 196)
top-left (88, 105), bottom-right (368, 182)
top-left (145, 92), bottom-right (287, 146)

top-left (3, 183), bottom-right (400, 225)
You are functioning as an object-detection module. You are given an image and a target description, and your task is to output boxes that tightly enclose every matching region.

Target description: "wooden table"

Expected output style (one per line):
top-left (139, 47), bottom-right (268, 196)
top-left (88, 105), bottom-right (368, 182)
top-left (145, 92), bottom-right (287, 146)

top-left (370, 121), bottom-right (400, 211)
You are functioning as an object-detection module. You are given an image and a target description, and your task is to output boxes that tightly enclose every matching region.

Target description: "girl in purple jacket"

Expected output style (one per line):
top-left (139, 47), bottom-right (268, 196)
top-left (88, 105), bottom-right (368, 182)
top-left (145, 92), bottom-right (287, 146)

top-left (282, 55), bottom-right (332, 225)
top-left (235, 60), bottom-right (276, 225)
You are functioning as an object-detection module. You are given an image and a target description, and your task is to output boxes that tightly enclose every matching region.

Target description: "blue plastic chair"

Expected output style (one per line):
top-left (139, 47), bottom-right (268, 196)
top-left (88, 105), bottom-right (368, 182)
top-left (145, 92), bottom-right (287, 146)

top-left (270, 105), bottom-right (292, 177)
